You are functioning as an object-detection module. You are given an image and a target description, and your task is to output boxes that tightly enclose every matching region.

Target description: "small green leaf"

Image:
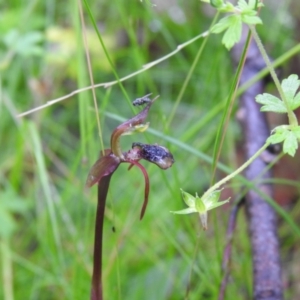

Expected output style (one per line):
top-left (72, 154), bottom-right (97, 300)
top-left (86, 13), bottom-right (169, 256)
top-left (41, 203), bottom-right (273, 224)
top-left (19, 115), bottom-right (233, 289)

top-left (267, 126), bottom-right (289, 144)
top-left (267, 133), bottom-right (286, 145)
top-left (281, 74), bottom-right (300, 110)
top-left (283, 131), bottom-right (298, 156)
top-left (210, 0), bottom-right (224, 8)
top-left (221, 15), bottom-right (242, 50)
top-left (237, 0), bottom-right (250, 11)
top-left (291, 92), bottom-right (300, 110)
top-left (282, 75), bottom-right (300, 100)
top-left (219, 2), bottom-right (235, 12)
top-left (281, 75), bottom-right (300, 107)
top-left (211, 16), bottom-right (232, 34)
top-left (292, 126), bottom-right (300, 139)
top-left (241, 14), bottom-right (262, 25)
top-left (256, 94), bottom-right (287, 113)
top-left (248, 0), bottom-right (258, 9)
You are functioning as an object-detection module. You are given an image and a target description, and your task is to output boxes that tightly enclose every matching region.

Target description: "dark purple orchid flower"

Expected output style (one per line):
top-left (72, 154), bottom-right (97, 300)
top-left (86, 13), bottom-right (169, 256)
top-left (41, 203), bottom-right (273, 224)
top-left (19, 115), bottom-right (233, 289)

top-left (86, 95), bottom-right (174, 300)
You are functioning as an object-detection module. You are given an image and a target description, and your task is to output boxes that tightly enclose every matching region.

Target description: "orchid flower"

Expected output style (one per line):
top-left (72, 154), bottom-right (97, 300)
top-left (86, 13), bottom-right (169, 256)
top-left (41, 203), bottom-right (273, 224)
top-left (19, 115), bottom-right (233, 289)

top-left (86, 95), bottom-right (175, 300)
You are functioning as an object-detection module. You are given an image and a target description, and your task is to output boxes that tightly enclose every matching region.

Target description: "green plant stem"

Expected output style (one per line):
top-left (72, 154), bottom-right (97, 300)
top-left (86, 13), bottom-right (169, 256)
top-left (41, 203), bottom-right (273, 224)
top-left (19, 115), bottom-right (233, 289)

top-left (203, 141), bottom-right (270, 199)
top-left (249, 25), bottom-right (298, 127)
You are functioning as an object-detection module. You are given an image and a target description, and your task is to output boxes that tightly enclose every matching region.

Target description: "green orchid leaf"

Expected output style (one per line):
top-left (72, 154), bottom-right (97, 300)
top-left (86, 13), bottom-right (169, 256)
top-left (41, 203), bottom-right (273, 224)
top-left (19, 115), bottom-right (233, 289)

top-left (170, 208), bottom-right (196, 215)
top-left (180, 189), bottom-right (196, 207)
top-left (256, 93), bottom-right (287, 113)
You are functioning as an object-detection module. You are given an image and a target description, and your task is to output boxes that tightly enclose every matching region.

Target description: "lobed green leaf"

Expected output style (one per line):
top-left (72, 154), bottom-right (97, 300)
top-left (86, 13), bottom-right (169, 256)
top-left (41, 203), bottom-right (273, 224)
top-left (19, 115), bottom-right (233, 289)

top-left (222, 15), bottom-right (242, 50)
top-left (292, 126), bottom-right (300, 139)
top-left (291, 92), bottom-right (300, 110)
top-left (211, 15), bottom-right (232, 34)
top-left (281, 74), bottom-right (300, 107)
top-left (283, 132), bottom-right (298, 157)
top-left (267, 133), bottom-right (286, 145)
top-left (241, 14), bottom-right (262, 25)
top-left (210, 0), bottom-right (224, 9)
top-left (237, 0), bottom-right (249, 11)
top-left (256, 93), bottom-right (287, 113)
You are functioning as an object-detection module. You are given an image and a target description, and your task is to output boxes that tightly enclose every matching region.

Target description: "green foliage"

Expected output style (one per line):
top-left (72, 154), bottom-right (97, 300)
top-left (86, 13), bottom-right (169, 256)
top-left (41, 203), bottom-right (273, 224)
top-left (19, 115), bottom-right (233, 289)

top-left (256, 75), bottom-right (300, 113)
top-left (256, 74), bottom-right (300, 156)
top-left (209, 0), bottom-right (262, 49)
top-left (267, 126), bottom-right (300, 157)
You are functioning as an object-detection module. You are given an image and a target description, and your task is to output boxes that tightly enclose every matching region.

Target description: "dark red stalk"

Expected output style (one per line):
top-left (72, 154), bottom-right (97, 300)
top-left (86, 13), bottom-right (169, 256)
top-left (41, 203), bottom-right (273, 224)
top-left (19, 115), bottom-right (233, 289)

top-left (91, 174), bottom-right (112, 300)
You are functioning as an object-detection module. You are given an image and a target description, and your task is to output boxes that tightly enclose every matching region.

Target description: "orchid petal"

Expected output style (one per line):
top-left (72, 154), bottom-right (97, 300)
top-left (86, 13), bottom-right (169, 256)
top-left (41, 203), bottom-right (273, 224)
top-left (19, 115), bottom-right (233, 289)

top-left (86, 150), bottom-right (120, 188)
top-left (111, 96), bottom-right (159, 158)
top-left (127, 160), bottom-right (150, 220)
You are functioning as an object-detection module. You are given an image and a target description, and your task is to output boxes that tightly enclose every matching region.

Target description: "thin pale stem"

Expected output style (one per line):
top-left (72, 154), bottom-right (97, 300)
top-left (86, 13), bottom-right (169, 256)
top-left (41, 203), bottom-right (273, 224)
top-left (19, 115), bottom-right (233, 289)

top-left (17, 31), bottom-right (208, 118)
top-left (203, 142), bottom-right (270, 199)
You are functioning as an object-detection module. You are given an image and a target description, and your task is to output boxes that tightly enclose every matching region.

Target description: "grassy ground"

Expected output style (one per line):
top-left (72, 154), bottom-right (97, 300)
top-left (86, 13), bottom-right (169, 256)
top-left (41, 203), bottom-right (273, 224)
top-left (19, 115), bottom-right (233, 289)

top-left (1, 0), bottom-right (300, 299)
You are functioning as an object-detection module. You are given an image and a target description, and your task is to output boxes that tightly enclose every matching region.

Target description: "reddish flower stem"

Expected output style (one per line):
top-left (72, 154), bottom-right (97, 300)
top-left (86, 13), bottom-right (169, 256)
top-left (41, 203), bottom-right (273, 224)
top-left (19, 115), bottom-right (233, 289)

top-left (91, 174), bottom-right (112, 300)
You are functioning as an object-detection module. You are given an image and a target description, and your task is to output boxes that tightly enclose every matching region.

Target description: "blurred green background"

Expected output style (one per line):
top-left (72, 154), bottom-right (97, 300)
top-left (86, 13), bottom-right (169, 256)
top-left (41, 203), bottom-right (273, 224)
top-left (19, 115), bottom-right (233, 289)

top-left (1, 0), bottom-right (300, 299)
